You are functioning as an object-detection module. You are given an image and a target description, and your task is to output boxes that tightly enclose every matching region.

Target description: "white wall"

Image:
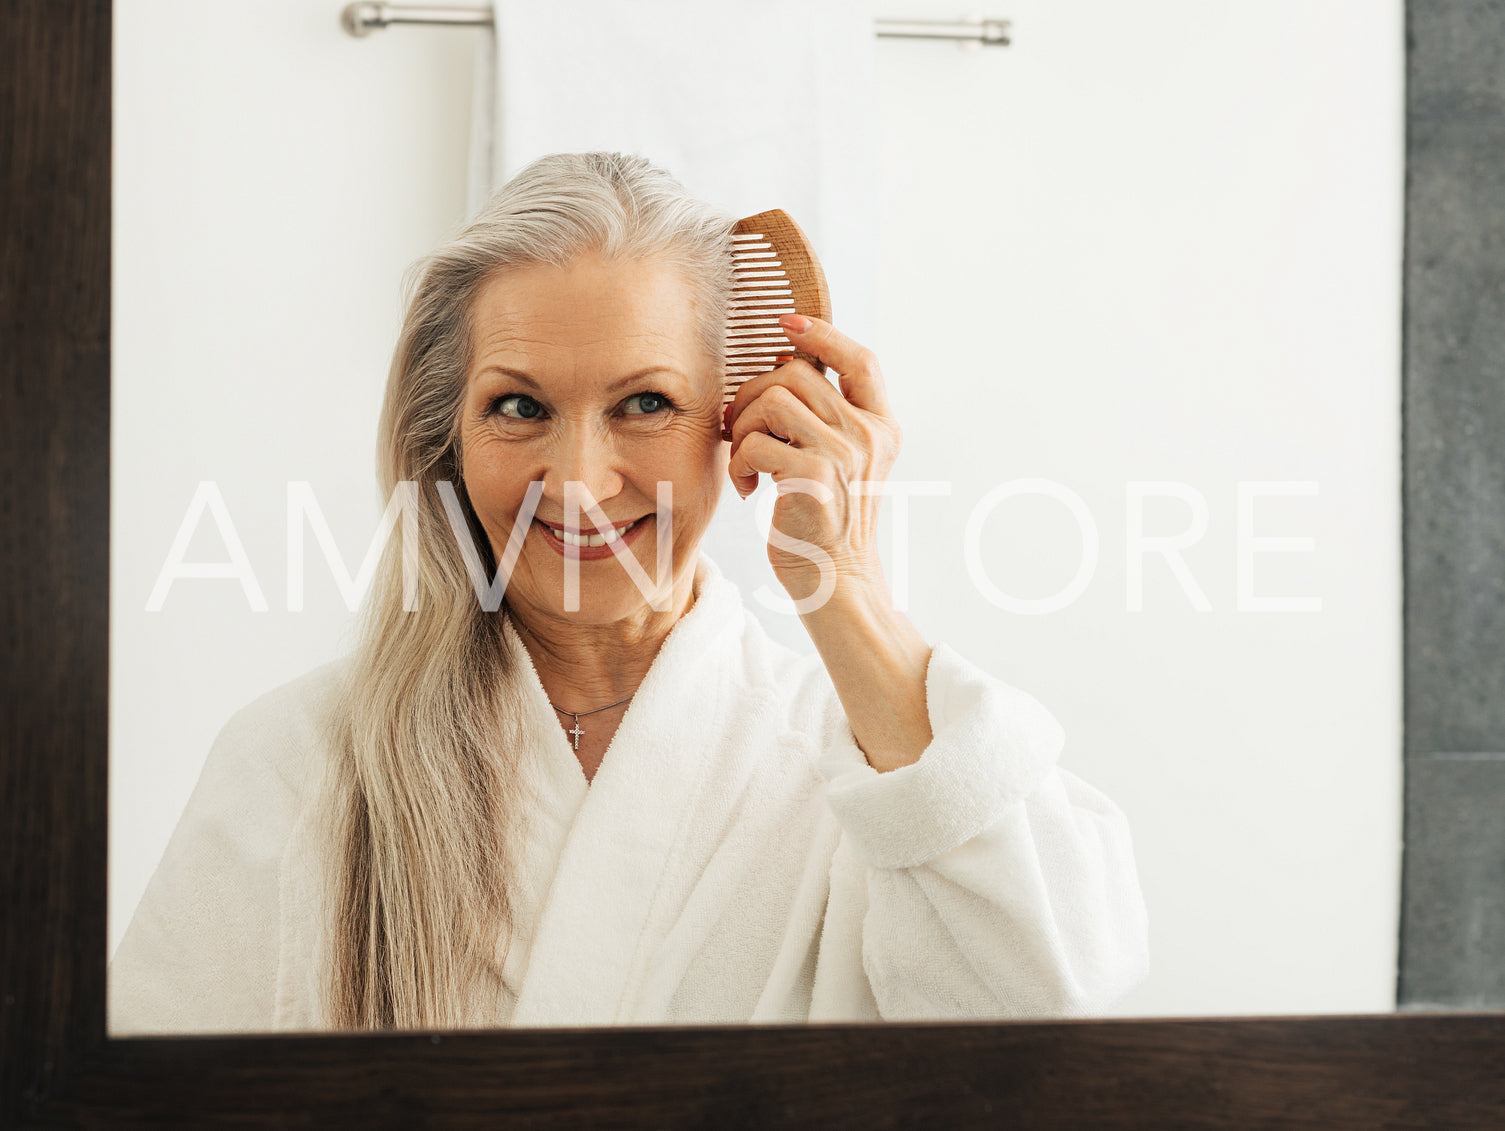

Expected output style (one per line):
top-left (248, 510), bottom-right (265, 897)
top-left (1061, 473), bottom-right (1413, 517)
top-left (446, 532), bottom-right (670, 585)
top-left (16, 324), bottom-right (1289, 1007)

top-left (110, 0), bottom-right (478, 962)
top-left (111, 0), bottom-right (1403, 1018)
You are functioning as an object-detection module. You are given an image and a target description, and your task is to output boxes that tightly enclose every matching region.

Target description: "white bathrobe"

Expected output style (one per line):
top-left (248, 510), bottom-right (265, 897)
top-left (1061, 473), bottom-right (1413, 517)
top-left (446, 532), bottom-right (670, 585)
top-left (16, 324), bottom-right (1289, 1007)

top-left (108, 552), bottom-right (1148, 1034)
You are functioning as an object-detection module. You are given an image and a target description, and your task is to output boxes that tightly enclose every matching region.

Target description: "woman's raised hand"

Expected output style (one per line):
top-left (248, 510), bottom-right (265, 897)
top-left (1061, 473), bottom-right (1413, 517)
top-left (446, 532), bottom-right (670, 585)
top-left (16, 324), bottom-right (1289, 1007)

top-left (723, 313), bottom-right (902, 610)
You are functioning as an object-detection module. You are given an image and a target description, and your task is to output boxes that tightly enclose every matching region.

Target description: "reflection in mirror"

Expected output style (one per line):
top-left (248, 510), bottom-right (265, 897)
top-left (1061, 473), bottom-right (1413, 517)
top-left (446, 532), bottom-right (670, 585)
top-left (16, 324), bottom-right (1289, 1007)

top-left (108, 0), bottom-right (1403, 1034)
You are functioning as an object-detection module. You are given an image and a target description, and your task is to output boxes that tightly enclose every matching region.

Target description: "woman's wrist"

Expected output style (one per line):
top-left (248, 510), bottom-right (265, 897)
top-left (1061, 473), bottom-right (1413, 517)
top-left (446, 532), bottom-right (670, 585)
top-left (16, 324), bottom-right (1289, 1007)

top-left (796, 568), bottom-right (934, 774)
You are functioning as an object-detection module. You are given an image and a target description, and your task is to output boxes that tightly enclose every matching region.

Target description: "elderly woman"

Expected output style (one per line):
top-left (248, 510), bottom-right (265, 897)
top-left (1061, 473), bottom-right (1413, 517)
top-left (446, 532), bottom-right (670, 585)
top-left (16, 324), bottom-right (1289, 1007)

top-left (109, 152), bottom-right (1148, 1034)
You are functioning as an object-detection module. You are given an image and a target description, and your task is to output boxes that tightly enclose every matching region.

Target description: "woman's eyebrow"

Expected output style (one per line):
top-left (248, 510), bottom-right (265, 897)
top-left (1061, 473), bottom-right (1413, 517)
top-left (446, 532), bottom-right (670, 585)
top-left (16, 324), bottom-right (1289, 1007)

top-left (476, 366), bottom-right (688, 392)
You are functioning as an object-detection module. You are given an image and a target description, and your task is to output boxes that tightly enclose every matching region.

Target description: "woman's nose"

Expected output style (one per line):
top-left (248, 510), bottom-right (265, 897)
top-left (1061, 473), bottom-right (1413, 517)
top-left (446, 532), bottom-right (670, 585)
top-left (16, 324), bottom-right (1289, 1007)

top-left (544, 422), bottom-right (624, 513)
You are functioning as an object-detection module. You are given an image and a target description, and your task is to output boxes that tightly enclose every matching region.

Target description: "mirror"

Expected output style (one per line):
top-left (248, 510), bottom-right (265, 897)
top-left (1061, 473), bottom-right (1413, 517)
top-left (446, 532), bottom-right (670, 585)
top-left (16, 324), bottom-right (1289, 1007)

top-left (108, 0), bottom-right (1405, 1032)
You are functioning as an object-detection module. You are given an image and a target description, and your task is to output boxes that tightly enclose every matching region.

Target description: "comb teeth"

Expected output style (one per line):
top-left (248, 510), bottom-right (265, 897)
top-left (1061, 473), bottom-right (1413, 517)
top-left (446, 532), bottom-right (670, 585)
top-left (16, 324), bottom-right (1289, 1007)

top-left (725, 232), bottom-right (796, 394)
top-left (724, 211), bottom-right (832, 410)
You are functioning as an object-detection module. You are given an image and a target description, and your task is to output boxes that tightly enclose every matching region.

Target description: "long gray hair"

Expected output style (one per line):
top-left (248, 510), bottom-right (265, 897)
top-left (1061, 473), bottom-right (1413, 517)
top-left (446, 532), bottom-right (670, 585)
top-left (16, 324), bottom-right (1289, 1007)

top-left (318, 152), bottom-right (735, 1029)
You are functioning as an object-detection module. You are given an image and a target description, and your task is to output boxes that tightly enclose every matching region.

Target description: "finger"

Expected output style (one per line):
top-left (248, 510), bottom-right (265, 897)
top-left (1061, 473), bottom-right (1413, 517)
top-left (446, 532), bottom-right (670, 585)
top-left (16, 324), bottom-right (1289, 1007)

top-left (727, 359), bottom-right (845, 435)
top-left (776, 314), bottom-right (893, 417)
top-left (726, 387), bottom-right (805, 498)
top-left (728, 367), bottom-right (848, 445)
top-left (729, 382), bottom-right (832, 452)
top-left (727, 430), bottom-right (818, 497)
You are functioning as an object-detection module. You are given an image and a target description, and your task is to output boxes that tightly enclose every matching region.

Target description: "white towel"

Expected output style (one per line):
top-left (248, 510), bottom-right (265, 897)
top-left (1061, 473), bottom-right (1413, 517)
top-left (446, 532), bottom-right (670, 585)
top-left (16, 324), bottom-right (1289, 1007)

top-left (467, 0), bottom-right (879, 345)
top-left (466, 0), bottom-right (882, 655)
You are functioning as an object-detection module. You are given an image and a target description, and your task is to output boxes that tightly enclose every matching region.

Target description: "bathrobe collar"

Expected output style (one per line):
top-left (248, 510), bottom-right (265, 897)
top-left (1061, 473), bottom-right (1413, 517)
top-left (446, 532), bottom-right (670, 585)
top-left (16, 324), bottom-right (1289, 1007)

top-left (497, 550), bottom-right (747, 1025)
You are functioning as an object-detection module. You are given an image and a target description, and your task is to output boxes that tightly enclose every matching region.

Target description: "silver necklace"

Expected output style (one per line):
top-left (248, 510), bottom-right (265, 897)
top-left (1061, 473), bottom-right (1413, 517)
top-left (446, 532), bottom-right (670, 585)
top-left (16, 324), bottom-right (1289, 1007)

top-left (548, 693), bottom-right (635, 750)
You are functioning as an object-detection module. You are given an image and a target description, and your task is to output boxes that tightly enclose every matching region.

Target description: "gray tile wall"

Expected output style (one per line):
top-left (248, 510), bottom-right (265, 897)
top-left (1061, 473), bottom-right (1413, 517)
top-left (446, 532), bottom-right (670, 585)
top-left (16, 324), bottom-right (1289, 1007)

top-left (1399, 0), bottom-right (1505, 1008)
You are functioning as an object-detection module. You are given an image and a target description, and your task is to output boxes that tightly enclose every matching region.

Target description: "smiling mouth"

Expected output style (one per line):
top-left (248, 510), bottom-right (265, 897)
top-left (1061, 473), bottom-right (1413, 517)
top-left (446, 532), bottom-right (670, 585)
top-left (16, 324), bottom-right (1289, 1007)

top-left (534, 516), bottom-right (648, 548)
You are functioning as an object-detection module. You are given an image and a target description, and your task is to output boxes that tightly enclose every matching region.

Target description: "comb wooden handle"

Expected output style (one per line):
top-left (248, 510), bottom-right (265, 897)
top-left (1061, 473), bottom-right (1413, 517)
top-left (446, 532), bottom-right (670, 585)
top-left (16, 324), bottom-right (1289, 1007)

top-left (731, 209), bottom-right (832, 378)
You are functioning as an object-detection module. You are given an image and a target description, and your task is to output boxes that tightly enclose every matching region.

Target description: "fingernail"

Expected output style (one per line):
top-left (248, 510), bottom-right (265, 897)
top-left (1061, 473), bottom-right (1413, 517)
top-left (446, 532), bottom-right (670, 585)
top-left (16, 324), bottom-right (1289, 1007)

top-left (723, 402), bottom-right (733, 427)
top-left (779, 313), bottom-right (812, 333)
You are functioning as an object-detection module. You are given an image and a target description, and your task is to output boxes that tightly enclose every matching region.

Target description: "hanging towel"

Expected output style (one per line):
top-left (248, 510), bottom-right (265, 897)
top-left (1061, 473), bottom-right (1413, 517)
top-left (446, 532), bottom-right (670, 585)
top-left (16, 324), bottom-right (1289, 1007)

top-left (466, 0), bottom-right (880, 346)
top-left (465, 0), bottom-right (882, 655)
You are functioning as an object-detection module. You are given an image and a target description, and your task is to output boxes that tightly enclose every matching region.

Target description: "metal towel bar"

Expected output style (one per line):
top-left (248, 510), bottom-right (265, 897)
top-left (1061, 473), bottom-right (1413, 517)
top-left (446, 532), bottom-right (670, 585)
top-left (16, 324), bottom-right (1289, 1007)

top-left (339, 3), bottom-right (1011, 46)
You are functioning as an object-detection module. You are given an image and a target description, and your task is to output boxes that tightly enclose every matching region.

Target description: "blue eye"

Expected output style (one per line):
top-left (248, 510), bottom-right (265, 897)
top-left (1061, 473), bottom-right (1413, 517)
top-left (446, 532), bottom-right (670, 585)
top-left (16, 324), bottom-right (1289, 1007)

top-left (624, 391), bottom-right (672, 415)
top-left (493, 394), bottom-right (543, 419)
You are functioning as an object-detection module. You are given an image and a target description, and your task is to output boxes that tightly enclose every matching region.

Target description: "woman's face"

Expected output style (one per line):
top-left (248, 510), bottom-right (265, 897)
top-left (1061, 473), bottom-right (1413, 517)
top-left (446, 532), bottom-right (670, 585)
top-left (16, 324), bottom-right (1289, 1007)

top-left (459, 253), bottom-right (728, 629)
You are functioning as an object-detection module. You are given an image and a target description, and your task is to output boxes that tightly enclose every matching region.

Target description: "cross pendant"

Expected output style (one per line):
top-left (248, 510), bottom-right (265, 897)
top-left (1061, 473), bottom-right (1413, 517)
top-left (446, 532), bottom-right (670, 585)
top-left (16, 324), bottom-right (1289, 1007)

top-left (567, 717), bottom-right (585, 750)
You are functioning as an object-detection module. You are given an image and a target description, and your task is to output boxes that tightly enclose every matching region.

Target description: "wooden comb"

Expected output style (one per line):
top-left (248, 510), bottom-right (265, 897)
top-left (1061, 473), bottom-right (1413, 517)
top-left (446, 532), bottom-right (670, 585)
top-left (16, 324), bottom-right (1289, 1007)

top-left (723, 208), bottom-right (832, 407)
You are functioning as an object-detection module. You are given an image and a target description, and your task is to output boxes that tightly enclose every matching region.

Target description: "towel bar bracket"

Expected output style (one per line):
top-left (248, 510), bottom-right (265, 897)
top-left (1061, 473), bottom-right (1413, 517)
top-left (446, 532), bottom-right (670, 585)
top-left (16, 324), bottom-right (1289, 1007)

top-left (339, 3), bottom-right (1012, 47)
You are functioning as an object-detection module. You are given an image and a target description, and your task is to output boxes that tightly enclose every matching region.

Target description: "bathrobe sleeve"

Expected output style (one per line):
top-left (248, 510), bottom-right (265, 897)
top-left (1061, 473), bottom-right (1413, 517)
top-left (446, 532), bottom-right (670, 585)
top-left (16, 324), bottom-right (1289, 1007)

top-left (810, 642), bottom-right (1149, 1021)
top-left (108, 692), bottom-right (313, 1036)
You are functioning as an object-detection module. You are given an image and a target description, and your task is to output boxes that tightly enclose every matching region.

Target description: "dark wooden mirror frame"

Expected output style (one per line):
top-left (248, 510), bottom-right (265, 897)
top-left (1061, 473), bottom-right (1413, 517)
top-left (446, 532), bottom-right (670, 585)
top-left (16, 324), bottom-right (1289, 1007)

top-left (7, 2), bottom-right (1505, 1125)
